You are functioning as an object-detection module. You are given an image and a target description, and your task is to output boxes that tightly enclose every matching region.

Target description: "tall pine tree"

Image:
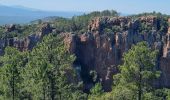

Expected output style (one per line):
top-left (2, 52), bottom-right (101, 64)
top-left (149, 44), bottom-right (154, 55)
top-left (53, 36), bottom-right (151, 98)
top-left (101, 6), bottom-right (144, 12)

top-left (0, 47), bottom-right (28, 100)
top-left (113, 42), bottom-right (161, 100)
top-left (22, 34), bottom-right (86, 100)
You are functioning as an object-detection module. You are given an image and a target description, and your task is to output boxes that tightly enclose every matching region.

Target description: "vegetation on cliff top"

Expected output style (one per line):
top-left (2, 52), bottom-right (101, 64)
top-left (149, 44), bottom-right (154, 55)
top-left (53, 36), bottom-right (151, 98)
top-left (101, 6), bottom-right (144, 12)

top-left (0, 10), bottom-right (170, 99)
top-left (0, 34), bottom-right (87, 99)
top-left (89, 42), bottom-right (170, 100)
top-left (0, 10), bottom-right (169, 38)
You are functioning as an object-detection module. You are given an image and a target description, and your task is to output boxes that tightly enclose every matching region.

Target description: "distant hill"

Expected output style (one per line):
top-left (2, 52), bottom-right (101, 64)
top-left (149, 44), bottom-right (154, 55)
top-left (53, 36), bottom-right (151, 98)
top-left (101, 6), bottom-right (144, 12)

top-left (0, 5), bottom-right (83, 25)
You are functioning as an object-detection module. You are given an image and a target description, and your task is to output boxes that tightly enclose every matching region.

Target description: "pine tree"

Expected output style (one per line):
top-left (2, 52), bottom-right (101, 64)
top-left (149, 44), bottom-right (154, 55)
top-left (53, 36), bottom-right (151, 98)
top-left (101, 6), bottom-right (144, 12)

top-left (88, 82), bottom-right (104, 100)
top-left (0, 47), bottom-right (28, 100)
top-left (22, 34), bottom-right (86, 100)
top-left (113, 42), bottom-right (161, 100)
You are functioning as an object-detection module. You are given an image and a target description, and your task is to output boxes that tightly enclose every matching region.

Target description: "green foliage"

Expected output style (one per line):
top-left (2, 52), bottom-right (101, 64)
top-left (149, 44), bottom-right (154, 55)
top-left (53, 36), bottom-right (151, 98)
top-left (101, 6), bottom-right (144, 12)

top-left (159, 17), bottom-right (169, 33)
top-left (141, 88), bottom-right (170, 100)
top-left (108, 85), bottom-right (136, 100)
top-left (89, 84), bottom-right (136, 100)
top-left (103, 28), bottom-right (113, 33)
top-left (21, 34), bottom-right (86, 99)
top-left (18, 24), bottom-right (38, 38)
top-left (90, 83), bottom-right (103, 95)
top-left (112, 26), bottom-right (122, 32)
top-left (0, 24), bottom-right (38, 39)
top-left (0, 47), bottom-right (28, 99)
top-left (88, 83), bottom-right (104, 100)
top-left (0, 10), bottom-right (170, 100)
top-left (113, 42), bottom-right (161, 100)
top-left (0, 34), bottom-right (86, 100)
top-left (43, 10), bottom-right (119, 34)
top-left (139, 22), bottom-right (152, 34)
top-left (130, 11), bottom-right (170, 18)
top-left (94, 42), bottom-right (166, 100)
top-left (71, 10), bottom-right (119, 33)
top-left (0, 27), bottom-right (5, 37)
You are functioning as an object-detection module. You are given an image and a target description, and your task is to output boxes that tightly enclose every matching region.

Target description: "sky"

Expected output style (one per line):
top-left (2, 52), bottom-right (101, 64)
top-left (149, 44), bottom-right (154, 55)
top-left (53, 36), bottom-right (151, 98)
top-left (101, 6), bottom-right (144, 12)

top-left (0, 0), bottom-right (169, 14)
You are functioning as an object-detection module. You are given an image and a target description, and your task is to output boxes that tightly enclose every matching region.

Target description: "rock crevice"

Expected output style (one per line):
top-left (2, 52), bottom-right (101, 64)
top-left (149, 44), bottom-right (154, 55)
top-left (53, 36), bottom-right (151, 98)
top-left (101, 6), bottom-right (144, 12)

top-left (64, 16), bottom-right (170, 91)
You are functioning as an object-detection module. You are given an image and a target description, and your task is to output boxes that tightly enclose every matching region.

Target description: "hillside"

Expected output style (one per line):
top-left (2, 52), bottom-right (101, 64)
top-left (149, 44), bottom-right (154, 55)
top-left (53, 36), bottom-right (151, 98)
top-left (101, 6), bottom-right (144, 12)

top-left (0, 5), bottom-right (83, 25)
top-left (0, 10), bottom-right (170, 99)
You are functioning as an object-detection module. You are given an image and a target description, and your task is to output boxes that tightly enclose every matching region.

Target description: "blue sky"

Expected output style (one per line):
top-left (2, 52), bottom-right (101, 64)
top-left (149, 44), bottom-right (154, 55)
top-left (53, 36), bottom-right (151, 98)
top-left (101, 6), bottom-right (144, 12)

top-left (0, 0), bottom-right (169, 14)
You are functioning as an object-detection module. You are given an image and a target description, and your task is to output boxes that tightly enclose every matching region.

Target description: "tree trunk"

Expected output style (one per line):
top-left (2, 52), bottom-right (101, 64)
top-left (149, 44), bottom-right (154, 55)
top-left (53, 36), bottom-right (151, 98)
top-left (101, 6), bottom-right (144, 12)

top-left (12, 70), bottom-right (15, 100)
top-left (138, 73), bottom-right (142, 100)
top-left (138, 60), bottom-right (143, 100)
top-left (43, 86), bottom-right (46, 100)
top-left (50, 74), bottom-right (55, 100)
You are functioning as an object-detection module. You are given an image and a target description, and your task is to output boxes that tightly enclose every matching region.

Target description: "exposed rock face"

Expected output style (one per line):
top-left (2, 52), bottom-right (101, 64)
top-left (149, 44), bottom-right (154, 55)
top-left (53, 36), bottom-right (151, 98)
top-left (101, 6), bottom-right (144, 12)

top-left (1, 16), bottom-right (170, 92)
top-left (37, 23), bottom-right (53, 37)
top-left (5, 24), bottom-right (16, 32)
top-left (64, 16), bottom-right (170, 91)
top-left (160, 58), bottom-right (170, 87)
top-left (0, 23), bottom-right (52, 53)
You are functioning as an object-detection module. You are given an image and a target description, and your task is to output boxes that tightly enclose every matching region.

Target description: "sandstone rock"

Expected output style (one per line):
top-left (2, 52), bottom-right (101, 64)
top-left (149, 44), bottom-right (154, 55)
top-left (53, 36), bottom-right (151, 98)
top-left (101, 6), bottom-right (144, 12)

top-left (13, 37), bottom-right (30, 51)
top-left (62, 32), bottom-right (77, 53)
top-left (168, 18), bottom-right (170, 23)
top-left (160, 58), bottom-right (170, 87)
top-left (37, 23), bottom-right (52, 37)
top-left (0, 23), bottom-right (52, 53)
top-left (1, 16), bottom-right (170, 92)
top-left (5, 24), bottom-right (16, 32)
top-left (88, 17), bottom-right (101, 32)
top-left (64, 16), bottom-right (170, 91)
top-left (168, 27), bottom-right (170, 33)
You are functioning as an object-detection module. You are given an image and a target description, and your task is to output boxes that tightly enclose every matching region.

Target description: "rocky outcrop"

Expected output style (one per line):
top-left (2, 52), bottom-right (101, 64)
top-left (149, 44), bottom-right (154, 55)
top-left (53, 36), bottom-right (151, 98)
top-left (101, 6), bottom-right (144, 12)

top-left (36, 23), bottom-right (53, 37)
top-left (64, 16), bottom-right (170, 91)
top-left (5, 24), bottom-right (16, 32)
top-left (1, 16), bottom-right (170, 92)
top-left (160, 18), bottom-right (170, 87)
top-left (0, 23), bottom-right (52, 53)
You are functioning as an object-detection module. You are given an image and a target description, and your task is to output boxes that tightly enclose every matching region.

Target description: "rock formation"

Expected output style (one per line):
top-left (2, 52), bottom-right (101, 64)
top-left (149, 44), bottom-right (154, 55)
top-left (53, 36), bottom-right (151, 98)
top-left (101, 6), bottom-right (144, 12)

top-left (0, 23), bottom-right (52, 54)
top-left (5, 24), bottom-right (16, 32)
top-left (1, 16), bottom-right (170, 92)
top-left (63, 16), bottom-right (170, 91)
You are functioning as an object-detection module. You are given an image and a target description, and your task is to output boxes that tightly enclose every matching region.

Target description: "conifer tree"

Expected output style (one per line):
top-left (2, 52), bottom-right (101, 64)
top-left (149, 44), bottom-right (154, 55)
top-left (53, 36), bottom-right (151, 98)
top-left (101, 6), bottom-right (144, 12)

top-left (22, 34), bottom-right (86, 100)
top-left (0, 47), bottom-right (28, 100)
top-left (113, 42), bottom-right (161, 100)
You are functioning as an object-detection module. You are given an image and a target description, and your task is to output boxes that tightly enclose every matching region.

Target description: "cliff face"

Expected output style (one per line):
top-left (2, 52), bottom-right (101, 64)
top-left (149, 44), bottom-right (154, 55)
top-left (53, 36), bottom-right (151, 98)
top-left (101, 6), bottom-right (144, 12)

top-left (0, 23), bottom-right (52, 54)
top-left (64, 16), bottom-right (170, 91)
top-left (1, 16), bottom-right (170, 92)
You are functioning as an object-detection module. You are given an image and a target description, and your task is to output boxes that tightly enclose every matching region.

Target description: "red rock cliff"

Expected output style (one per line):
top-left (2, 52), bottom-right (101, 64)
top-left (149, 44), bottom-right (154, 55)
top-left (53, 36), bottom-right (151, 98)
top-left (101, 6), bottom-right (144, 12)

top-left (64, 16), bottom-right (170, 91)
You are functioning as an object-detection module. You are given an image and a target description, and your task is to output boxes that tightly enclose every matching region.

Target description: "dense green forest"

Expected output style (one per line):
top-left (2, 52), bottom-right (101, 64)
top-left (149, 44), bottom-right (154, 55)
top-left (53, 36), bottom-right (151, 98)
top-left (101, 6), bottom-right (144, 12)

top-left (0, 10), bottom-right (170, 100)
top-left (0, 36), bottom-right (170, 99)
top-left (0, 34), bottom-right (87, 99)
